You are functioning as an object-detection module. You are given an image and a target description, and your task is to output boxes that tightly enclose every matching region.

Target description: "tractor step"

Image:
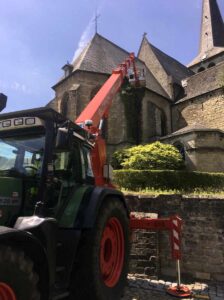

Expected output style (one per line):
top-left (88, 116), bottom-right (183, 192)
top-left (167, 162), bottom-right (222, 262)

top-left (52, 290), bottom-right (70, 300)
top-left (56, 266), bottom-right (66, 273)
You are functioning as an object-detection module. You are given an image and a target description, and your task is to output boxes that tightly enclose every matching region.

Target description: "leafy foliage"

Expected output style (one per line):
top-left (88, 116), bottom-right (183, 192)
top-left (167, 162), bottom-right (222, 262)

top-left (112, 142), bottom-right (184, 170)
top-left (219, 72), bottom-right (224, 92)
top-left (111, 147), bottom-right (129, 170)
top-left (120, 79), bottom-right (145, 143)
top-left (113, 169), bottom-right (224, 192)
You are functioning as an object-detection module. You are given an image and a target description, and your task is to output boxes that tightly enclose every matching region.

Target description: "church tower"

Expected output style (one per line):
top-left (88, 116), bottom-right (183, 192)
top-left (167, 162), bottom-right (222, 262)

top-left (188, 0), bottom-right (224, 72)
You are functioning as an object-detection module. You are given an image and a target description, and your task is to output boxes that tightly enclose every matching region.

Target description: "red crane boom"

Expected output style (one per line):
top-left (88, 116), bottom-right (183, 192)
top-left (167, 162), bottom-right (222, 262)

top-left (75, 53), bottom-right (141, 186)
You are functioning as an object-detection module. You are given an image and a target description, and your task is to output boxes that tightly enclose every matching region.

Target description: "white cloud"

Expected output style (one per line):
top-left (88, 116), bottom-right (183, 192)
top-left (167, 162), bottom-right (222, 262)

top-left (11, 81), bottom-right (30, 94)
top-left (72, 18), bottom-right (94, 62)
top-left (72, 0), bottom-right (105, 62)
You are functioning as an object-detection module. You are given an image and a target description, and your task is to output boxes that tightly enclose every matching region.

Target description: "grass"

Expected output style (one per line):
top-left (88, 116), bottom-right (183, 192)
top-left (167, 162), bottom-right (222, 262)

top-left (121, 187), bottom-right (224, 198)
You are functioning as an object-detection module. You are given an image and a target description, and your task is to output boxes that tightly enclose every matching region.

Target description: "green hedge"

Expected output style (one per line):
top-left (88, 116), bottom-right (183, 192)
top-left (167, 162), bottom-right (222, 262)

top-left (113, 169), bottom-right (224, 192)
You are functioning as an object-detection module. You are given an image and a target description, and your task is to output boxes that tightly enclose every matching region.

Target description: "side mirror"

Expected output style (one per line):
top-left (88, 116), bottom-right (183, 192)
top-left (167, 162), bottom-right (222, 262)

top-left (0, 93), bottom-right (7, 112)
top-left (55, 128), bottom-right (70, 149)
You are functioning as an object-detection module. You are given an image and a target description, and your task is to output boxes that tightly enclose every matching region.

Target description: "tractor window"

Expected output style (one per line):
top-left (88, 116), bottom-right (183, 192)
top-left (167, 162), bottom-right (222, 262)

top-left (0, 141), bottom-right (17, 170)
top-left (54, 152), bottom-right (70, 171)
top-left (53, 147), bottom-right (82, 182)
top-left (0, 135), bottom-right (45, 176)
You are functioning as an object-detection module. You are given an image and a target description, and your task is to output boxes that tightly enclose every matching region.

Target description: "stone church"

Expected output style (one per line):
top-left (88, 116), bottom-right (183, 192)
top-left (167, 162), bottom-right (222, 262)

top-left (48, 0), bottom-right (224, 172)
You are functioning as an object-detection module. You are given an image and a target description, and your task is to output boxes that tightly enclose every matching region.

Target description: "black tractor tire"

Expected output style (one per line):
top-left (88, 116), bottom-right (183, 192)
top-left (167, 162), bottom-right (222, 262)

top-left (70, 197), bottom-right (130, 300)
top-left (0, 246), bottom-right (40, 300)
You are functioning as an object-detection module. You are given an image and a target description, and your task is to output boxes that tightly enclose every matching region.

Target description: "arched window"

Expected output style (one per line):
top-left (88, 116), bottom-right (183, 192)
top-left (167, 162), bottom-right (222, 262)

top-left (174, 142), bottom-right (185, 160)
top-left (160, 111), bottom-right (167, 136)
top-left (198, 67), bottom-right (205, 73)
top-left (208, 62), bottom-right (215, 68)
top-left (60, 92), bottom-right (69, 117)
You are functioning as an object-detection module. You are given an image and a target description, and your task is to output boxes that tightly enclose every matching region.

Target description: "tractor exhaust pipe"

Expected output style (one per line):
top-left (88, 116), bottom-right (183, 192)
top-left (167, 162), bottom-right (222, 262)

top-left (0, 93), bottom-right (7, 112)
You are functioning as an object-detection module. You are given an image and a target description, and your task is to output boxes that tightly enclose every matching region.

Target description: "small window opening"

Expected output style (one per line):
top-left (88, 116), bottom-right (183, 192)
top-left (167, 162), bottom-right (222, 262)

top-left (198, 67), bottom-right (205, 73)
top-left (208, 62), bottom-right (215, 68)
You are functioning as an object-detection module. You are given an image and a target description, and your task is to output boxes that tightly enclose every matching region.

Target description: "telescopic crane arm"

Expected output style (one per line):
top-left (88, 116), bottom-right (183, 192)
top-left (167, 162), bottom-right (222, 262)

top-left (75, 53), bottom-right (143, 186)
top-left (76, 53), bottom-right (139, 130)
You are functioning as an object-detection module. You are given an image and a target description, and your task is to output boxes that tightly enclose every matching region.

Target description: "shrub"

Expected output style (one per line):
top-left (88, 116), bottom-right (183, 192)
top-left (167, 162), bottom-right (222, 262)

top-left (112, 142), bottom-right (184, 170)
top-left (113, 169), bottom-right (224, 192)
top-left (111, 147), bottom-right (129, 170)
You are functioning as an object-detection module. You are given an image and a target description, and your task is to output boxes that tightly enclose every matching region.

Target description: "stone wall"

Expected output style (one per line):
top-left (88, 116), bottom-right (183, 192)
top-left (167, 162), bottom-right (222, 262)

top-left (172, 89), bottom-right (224, 132)
top-left (126, 194), bottom-right (224, 281)
top-left (161, 130), bottom-right (224, 172)
top-left (138, 38), bottom-right (173, 98)
top-left (129, 212), bottom-right (159, 277)
top-left (141, 90), bottom-right (171, 143)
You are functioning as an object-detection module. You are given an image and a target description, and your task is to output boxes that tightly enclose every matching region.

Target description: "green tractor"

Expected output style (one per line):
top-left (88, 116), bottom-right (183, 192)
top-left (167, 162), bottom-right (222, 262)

top-left (0, 104), bottom-right (130, 299)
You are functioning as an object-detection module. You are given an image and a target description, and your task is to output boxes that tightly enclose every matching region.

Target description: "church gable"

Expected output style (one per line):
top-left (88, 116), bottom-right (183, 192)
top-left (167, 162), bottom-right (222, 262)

top-left (72, 33), bottom-right (130, 74)
top-left (138, 36), bottom-right (192, 99)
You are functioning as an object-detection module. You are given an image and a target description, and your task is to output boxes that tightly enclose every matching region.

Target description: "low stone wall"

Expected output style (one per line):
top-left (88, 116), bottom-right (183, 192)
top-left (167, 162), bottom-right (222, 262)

top-left (126, 194), bottom-right (224, 282)
top-left (129, 214), bottom-right (159, 277)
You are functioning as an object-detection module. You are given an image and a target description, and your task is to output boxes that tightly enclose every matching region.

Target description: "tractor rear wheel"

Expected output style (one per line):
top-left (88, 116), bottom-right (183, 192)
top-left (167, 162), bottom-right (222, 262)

top-left (0, 246), bottom-right (40, 300)
top-left (71, 198), bottom-right (130, 300)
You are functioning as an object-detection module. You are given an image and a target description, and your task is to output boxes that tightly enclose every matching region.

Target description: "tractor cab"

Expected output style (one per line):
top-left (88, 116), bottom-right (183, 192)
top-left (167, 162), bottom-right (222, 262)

top-left (0, 107), bottom-right (94, 226)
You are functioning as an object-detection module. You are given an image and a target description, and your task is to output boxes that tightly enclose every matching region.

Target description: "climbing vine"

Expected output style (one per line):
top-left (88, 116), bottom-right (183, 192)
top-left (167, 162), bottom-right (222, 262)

top-left (120, 79), bottom-right (145, 144)
top-left (220, 72), bottom-right (224, 92)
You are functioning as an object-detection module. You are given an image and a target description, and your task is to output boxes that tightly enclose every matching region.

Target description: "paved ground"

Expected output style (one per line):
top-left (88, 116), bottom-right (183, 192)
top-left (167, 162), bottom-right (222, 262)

top-left (122, 274), bottom-right (224, 300)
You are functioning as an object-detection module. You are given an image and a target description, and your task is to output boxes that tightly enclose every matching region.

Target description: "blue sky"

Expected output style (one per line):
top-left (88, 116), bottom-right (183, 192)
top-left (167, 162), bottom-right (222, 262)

top-left (0, 0), bottom-right (224, 113)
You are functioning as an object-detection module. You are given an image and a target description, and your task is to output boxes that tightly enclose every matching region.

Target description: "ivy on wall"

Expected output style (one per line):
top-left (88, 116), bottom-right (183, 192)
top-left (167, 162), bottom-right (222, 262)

top-left (120, 79), bottom-right (145, 144)
top-left (220, 72), bottom-right (224, 92)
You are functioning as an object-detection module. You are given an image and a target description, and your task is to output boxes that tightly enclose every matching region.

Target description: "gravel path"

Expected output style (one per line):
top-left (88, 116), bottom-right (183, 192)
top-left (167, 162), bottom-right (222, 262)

top-left (122, 274), bottom-right (224, 300)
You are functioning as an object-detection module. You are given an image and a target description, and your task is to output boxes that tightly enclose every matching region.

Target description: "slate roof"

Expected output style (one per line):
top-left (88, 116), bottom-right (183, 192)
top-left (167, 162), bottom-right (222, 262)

top-left (72, 34), bottom-right (130, 74)
top-left (149, 43), bottom-right (194, 82)
top-left (176, 61), bottom-right (224, 103)
top-left (209, 0), bottom-right (224, 47)
top-left (55, 34), bottom-right (169, 98)
top-left (160, 124), bottom-right (224, 140)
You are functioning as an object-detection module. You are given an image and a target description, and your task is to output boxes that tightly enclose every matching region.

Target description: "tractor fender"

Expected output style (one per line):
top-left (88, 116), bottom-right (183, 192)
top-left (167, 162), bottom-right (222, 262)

top-left (75, 186), bottom-right (129, 229)
top-left (0, 226), bottom-right (49, 299)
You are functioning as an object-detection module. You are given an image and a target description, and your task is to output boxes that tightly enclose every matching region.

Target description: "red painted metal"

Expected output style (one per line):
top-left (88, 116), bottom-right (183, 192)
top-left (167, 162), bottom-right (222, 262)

top-left (0, 283), bottom-right (16, 300)
top-left (170, 215), bottom-right (182, 260)
top-left (130, 215), bottom-right (191, 298)
top-left (100, 217), bottom-right (125, 287)
top-left (130, 215), bottom-right (182, 261)
top-left (167, 285), bottom-right (192, 298)
top-left (75, 53), bottom-right (139, 186)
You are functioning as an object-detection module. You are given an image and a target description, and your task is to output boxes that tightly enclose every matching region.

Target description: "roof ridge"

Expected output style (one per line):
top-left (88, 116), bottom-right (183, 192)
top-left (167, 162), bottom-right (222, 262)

top-left (149, 43), bottom-right (188, 70)
top-left (94, 33), bottom-right (131, 56)
top-left (139, 36), bottom-right (193, 82)
top-left (72, 35), bottom-right (94, 67)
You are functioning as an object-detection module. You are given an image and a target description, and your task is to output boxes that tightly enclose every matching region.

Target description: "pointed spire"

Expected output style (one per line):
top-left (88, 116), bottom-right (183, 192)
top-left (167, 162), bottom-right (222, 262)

top-left (188, 0), bottom-right (224, 67)
top-left (200, 0), bottom-right (224, 54)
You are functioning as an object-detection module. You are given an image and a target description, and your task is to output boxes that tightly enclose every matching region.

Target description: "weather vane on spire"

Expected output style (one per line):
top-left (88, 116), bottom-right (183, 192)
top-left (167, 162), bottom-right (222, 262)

top-left (93, 11), bottom-right (101, 34)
